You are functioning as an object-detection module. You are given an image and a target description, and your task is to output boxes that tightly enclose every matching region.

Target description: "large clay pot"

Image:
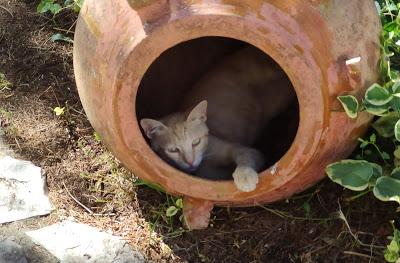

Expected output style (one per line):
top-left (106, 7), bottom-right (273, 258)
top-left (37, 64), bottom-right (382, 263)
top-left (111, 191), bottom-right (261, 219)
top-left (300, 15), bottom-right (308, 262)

top-left (73, 0), bottom-right (381, 229)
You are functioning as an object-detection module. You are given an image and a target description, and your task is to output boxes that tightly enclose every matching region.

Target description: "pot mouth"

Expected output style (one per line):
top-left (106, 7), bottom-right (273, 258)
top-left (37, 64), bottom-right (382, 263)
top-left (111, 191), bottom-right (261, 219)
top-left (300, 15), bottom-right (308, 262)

top-left (135, 36), bottom-right (300, 181)
top-left (115, 11), bottom-right (326, 201)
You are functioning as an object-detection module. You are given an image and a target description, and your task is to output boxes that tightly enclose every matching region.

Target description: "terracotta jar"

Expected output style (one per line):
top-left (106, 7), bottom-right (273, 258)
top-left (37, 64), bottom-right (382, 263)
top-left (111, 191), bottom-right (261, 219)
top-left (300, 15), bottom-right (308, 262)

top-left (73, 0), bottom-right (381, 229)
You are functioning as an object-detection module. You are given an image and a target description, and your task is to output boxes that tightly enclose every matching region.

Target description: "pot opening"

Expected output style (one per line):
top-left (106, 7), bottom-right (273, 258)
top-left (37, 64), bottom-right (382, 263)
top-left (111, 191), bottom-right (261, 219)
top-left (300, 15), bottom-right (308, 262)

top-left (136, 37), bottom-right (299, 180)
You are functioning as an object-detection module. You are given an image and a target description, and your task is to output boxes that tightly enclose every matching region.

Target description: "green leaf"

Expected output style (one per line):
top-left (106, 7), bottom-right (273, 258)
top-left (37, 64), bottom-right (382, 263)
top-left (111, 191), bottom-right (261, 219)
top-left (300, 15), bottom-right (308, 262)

top-left (391, 96), bottom-right (400, 112)
top-left (382, 151), bottom-right (391, 160)
top-left (384, 248), bottom-right (399, 263)
top-left (50, 3), bottom-right (62, 14)
top-left (133, 179), bottom-right (166, 193)
top-left (391, 167), bottom-right (400, 180)
top-left (391, 82), bottom-right (400, 94)
top-left (93, 131), bottom-right (101, 142)
top-left (37, 0), bottom-right (55, 13)
top-left (394, 229), bottom-right (400, 243)
top-left (370, 133), bottom-right (376, 143)
top-left (53, 107), bottom-right (65, 116)
top-left (50, 33), bottom-right (73, 43)
top-left (384, 229), bottom-right (400, 263)
top-left (384, 21), bottom-right (398, 32)
top-left (365, 83), bottom-right (393, 106)
top-left (370, 162), bottom-right (383, 185)
top-left (390, 70), bottom-right (400, 82)
top-left (373, 176), bottom-right (400, 204)
top-left (395, 119), bottom-right (400, 141)
top-left (337, 95), bottom-right (359, 118)
top-left (326, 160), bottom-right (374, 191)
top-left (175, 198), bottom-right (183, 209)
top-left (166, 206), bottom-right (178, 217)
top-left (372, 112), bottom-right (400, 137)
top-left (359, 141), bottom-right (369, 149)
top-left (388, 239), bottom-right (400, 254)
top-left (73, 0), bottom-right (84, 12)
top-left (302, 202), bottom-right (311, 217)
top-left (394, 147), bottom-right (400, 159)
top-left (363, 100), bottom-right (390, 116)
top-left (37, 0), bottom-right (61, 14)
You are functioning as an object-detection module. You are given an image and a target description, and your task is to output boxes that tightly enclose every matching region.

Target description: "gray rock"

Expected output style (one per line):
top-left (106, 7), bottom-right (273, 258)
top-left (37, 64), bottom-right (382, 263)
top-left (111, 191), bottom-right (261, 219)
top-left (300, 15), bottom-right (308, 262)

top-left (26, 220), bottom-right (146, 263)
top-left (0, 156), bottom-right (53, 224)
top-left (0, 219), bottom-right (59, 263)
top-left (0, 238), bottom-right (28, 263)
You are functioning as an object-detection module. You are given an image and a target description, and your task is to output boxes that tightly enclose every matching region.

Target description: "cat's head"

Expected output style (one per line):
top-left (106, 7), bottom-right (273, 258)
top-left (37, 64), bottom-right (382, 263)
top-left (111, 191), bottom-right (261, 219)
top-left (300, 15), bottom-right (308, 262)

top-left (140, 101), bottom-right (209, 172)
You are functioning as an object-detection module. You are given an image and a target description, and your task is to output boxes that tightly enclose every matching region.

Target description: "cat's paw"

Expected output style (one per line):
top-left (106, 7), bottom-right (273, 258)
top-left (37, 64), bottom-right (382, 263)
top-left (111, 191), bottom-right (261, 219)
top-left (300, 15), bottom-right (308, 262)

top-left (232, 167), bottom-right (259, 192)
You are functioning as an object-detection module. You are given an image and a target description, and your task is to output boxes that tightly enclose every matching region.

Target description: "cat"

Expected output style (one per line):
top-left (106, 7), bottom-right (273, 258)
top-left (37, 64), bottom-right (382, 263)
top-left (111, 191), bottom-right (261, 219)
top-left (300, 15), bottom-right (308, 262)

top-left (140, 46), bottom-right (295, 192)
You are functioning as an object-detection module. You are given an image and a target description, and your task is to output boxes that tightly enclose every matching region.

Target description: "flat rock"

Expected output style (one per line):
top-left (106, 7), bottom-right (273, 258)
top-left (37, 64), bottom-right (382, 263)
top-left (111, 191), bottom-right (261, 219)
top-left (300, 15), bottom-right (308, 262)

top-left (0, 238), bottom-right (28, 263)
top-left (0, 156), bottom-right (53, 224)
top-left (0, 218), bottom-right (59, 263)
top-left (0, 136), bottom-right (11, 157)
top-left (26, 220), bottom-right (147, 263)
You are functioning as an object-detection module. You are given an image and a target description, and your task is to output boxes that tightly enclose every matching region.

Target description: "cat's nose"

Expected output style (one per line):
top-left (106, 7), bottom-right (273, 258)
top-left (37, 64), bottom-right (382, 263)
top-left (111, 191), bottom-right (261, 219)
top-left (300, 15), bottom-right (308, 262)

top-left (183, 154), bottom-right (194, 166)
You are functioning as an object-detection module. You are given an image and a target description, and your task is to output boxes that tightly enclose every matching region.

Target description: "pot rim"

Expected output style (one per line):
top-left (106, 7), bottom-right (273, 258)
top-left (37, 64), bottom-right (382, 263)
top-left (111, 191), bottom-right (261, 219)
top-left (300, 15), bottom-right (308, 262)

top-left (113, 3), bottom-right (329, 203)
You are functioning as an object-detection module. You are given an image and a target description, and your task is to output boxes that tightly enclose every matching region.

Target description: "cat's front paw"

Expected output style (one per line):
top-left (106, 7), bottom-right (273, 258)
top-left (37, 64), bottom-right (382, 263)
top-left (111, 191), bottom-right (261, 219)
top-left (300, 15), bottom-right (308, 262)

top-left (232, 167), bottom-right (259, 192)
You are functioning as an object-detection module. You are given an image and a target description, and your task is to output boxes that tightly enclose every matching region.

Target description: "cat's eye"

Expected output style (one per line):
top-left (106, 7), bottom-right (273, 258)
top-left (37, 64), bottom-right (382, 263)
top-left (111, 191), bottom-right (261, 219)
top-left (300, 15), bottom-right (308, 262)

top-left (192, 138), bottom-right (201, 146)
top-left (167, 147), bottom-right (179, 153)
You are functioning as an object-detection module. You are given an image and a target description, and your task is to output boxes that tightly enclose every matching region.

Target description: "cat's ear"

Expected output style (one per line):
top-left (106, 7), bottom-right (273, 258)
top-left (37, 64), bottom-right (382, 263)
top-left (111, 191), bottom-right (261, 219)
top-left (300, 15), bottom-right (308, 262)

top-left (187, 100), bottom-right (207, 123)
top-left (140, 119), bottom-right (167, 139)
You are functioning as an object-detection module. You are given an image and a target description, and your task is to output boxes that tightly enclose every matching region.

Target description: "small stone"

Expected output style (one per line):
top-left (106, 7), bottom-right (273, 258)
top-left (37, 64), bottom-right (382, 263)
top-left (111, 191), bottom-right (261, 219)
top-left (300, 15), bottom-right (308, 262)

top-left (0, 238), bottom-right (28, 263)
top-left (0, 156), bottom-right (53, 224)
top-left (26, 220), bottom-right (146, 263)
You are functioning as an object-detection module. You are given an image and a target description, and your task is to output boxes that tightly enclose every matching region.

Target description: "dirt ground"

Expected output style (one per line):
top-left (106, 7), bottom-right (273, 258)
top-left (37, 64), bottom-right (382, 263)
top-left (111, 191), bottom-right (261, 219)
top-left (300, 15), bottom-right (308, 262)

top-left (0, 1), bottom-right (398, 262)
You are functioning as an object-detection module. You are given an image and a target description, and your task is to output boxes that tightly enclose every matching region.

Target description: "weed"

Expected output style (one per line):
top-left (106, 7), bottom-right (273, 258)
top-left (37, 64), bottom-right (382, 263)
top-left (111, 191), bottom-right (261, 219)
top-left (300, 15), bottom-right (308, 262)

top-left (385, 226), bottom-right (400, 262)
top-left (133, 178), bottom-right (186, 234)
top-left (37, 0), bottom-right (83, 43)
top-left (0, 73), bottom-right (11, 91)
top-left (37, 0), bottom-right (83, 15)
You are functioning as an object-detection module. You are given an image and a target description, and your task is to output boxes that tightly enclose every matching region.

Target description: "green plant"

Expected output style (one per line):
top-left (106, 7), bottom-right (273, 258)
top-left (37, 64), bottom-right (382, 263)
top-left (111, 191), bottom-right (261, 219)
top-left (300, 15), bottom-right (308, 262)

top-left (37, 0), bottom-right (83, 43)
top-left (326, 1), bottom-right (400, 261)
top-left (385, 227), bottom-right (400, 262)
top-left (37, 0), bottom-right (83, 15)
top-left (133, 179), bottom-right (186, 233)
top-left (0, 73), bottom-right (12, 91)
top-left (166, 198), bottom-right (183, 218)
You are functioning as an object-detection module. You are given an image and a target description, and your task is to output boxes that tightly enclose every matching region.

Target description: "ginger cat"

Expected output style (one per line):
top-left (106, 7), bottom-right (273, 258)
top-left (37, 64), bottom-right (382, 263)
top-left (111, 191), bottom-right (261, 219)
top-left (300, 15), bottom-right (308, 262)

top-left (140, 46), bottom-right (295, 192)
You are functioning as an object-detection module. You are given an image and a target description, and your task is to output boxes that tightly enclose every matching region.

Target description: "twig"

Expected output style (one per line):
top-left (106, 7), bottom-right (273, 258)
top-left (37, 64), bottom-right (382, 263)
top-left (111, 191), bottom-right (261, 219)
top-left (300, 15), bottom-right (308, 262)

top-left (92, 213), bottom-right (116, 216)
top-left (343, 251), bottom-right (377, 260)
top-left (256, 202), bottom-right (334, 221)
top-left (62, 182), bottom-right (93, 214)
top-left (53, 27), bottom-right (74, 34)
top-left (14, 138), bottom-right (21, 151)
top-left (337, 202), bottom-right (385, 249)
top-left (68, 19), bottom-right (77, 32)
top-left (0, 5), bottom-right (13, 18)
